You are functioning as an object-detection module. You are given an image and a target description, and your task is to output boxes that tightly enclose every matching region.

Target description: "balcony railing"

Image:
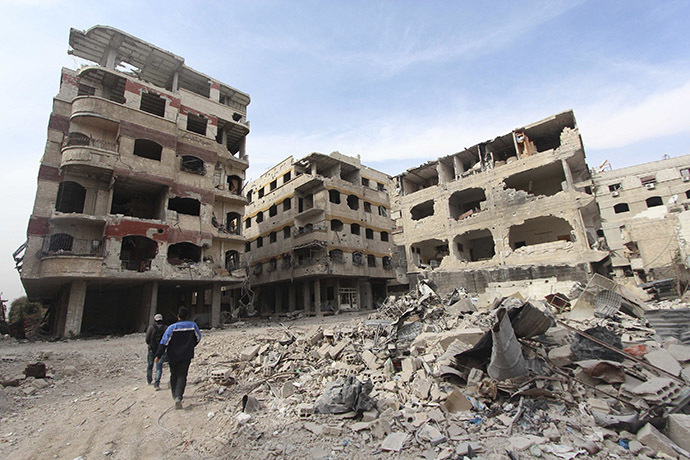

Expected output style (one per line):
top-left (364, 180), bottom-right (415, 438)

top-left (41, 236), bottom-right (104, 257)
top-left (63, 133), bottom-right (118, 152)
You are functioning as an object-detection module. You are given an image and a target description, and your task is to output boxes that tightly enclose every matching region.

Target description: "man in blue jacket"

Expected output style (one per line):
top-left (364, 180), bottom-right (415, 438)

top-left (154, 307), bottom-right (201, 409)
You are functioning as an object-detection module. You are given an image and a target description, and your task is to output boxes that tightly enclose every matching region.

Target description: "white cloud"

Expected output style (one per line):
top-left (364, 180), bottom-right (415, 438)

top-left (579, 79), bottom-right (690, 150)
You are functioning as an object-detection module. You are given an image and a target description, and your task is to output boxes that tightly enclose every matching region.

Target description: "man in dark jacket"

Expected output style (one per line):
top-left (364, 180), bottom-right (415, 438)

top-left (154, 307), bottom-right (201, 409)
top-left (145, 313), bottom-right (166, 389)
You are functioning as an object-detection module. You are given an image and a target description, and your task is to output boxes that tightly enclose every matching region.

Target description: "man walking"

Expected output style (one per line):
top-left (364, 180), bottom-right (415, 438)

top-left (145, 313), bottom-right (166, 389)
top-left (154, 307), bottom-right (201, 409)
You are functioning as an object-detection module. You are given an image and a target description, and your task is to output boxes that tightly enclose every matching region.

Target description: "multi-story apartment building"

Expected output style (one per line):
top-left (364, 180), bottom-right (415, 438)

top-left (241, 152), bottom-right (396, 315)
top-left (592, 154), bottom-right (690, 284)
top-left (18, 26), bottom-right (250, 337)
top-left (391, 110), bottom-right (609, 298)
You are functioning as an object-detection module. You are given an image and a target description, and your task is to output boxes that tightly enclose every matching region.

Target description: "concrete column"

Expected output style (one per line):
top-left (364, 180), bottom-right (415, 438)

top-left (561, 159), bottom-right (575, 190)
top-left (105, 48), bottom-right (117, 69)
top-left (144, 281), bottom-right (159, 325)
top-left (453, 155), bottom-right (465, 178)
top-left (64, 280), bottom-right (87, 337)
top-left (211, 283), bottom-right (221, 328)
top-left (302, 281), bottom-right (311, 315)
top-left (288, 284), bottom-right (296, 312)
top-left (314, 279), bottom-right (322, 317)
top-left (196, 288), bottom-right (205, 315)
top-left (274, 287), bottom-right (281, 314)
top-left (172, 71), bottom-right (179, 92)
top-left (355, 280), bottom-right (362, 311)
top-left (335, 279), bottom-right (341, 311)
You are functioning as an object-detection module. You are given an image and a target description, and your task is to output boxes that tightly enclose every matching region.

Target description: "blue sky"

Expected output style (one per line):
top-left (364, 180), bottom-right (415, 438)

top-left (1, 0), bottom-right (690, 302)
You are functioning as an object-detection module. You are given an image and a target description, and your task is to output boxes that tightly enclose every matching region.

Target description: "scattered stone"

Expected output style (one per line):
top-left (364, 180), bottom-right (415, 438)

top-left (380, 432), bottom-right (408, 452)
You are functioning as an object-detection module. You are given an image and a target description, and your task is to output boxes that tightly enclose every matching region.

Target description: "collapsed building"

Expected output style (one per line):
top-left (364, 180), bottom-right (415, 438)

top-left (592, 154), bottom-right (690, 288)
top-left (390, 110), bottom-right (609, 299)
top-left (16, 26), bottom-right (251, 336)
top-left (241, 152), bottom-right (397, 315)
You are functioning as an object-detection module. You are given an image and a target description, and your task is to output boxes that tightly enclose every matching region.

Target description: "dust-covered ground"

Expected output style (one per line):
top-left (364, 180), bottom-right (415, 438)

top-left (0, 314), bottom-right (378, 460)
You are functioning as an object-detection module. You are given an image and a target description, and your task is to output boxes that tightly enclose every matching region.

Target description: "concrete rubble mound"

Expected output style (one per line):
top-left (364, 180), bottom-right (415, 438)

top-left (6, 276), bottom-right (690, 459)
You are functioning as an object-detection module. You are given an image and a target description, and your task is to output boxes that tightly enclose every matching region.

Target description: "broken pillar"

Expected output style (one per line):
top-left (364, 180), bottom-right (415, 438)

top-left (288, 284), bottom-right (296, 312)
top-left (302, 280), bottom-right (311, 315)
top-left (274, 287), bottom-right (281, 315)
top-left (211, 282), bottom-right (221, 328)
top-left (64, 280), bottom-right (86, 337)
top-left (314, 279), bottom-right (322, 317)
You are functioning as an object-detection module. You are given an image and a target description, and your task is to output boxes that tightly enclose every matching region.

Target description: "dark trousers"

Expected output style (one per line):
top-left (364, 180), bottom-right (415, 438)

top-left (169, 359), bottom-right (191, 400)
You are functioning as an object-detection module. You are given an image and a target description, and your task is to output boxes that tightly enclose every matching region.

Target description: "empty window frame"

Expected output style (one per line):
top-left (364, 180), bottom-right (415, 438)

top-left (283, 198), bottom-right (292, 211)
top-left (453, 229), bottom-right (495, 262)
top-left (381, 231), bottom-right (389, 242)
top-left (258, 187), bottom-right (265, 199)
top-left (352, 251), bottom-right (364, 266)
top-left (227, 175), bottom-right (242, 194)
top-left (351, 223), bottom-right (360, 235)
top-left (246, 190), bottom-right (253, 203)
top-left (283, 226), bottom-right (291, 239)
top-left (257, 236), bottom-right (263, 248)
top-left (167, 242), bottom-right (201, 264)
top-left (614, 203), bottom-right (630, 214)
top-left (55, 181), bottom-right (86, 213)
top-left (186, 113), bottom-right (208, 135)
top-left (168, 197), bottom-right (200, 216)
top-left (270, 179), bottom-right (277, 191)
top-left (140, 92), bottom-right (166, 117)
top-left (329, 190), bottom-right (341, 204)
top-left (364, 202), bottom-right (372, 213)
top-left (382, 256), bottom-right (392, 269)
top-left (120, 236), bottom-right (157, 271)
top-left (361, 177), bottom-right (370, 187)
top-left (681, 168), bottom-right (690, 179)
top-left (378, 206), bottom-right (387, 217)
top-left (180, 155), bottom-right (205, 175)
top-left (448, 188), bottom-right (486, 219)
top-left (365, 228), bottom-right (374, 239)
top-left (245, 217), bottom-right (252, 228)
top-left (646, 196), bottom-right (663, 208)
top-left (225, 250), bottom-right (240, 271)
top-left (133, 139), bottom-right (162, 161)
top-left (508, 216), bottom-right (573, 249)
top-left (283, 171), bottom-right (291, 183)
top-left (608, 183), bottom-right (621, 192)
top-left (270, 231), bottom-right (277, 243)
top-left (367, 254), bottom-right (376, 267)
top-left (640, 175), bottom-right (657, 186)
top-left (269, 204), bottom-right (277, 217)
top-left (347, 194), bottom-right (359, 210)
top-left (377, 182), bottom-right (385, 192)
top-left (331, 219), bottom-right (344, 231)
top-left (245, 242), bottom-right (251, 252)
top-left (226, 212), bottom-right (241, 234)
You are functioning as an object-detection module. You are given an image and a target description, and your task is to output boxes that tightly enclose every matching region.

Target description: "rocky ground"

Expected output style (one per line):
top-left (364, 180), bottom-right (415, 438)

top-left (2, 284), bottom-right (690, 460)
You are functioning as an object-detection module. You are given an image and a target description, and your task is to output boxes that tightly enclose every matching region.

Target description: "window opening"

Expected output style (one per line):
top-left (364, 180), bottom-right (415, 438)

top-left (381, 231), bottom-right (389, 242)
top-left (167, 242), bottom-right (201, 265)
top-left (140, 92), bottom-right (165, 117)
top-left (283, 227), bottom-right (291, 239)
top-left (120, 235), bottom-right (157, 271)
top-left (364, 202), bottom-right (372, 213)
top-left (365, 228), bottom-right (374, 239)
top-left (55, 181), bottom-right (86, 213)
top-left (225, 212), bottom-right (240, 234)
top-left (269, 204), bottom-right (277, 217)
top-left (646, 196), bottom-right (663, 208)
top-left (270, 232), bottom-right (277, 243)
top-left (133, 139), bottom-right (162, 161)
top-left (256, 211), bottom-right (264, 223)
top-left (283, 198), bottom-right (291, 211)
top-left (347, 194), bottom-right (359, 210)
top-left (351, 223), bottom-right (360, 235)
top-left (367, 254), bottom-right (376, 267)
top-left (225, 250), bottom-right (240, 271)
top-left (168, 197), bottom-right (200, 216)
top-left (186, 113), bottom-right (208, 135)
top-left (411, 200), bottom-right (434, 220)
top-left (270, 179), bottom-right (277, 191)
top-left (180, 155), bottom-right (205, 175)
top-left (614, 203), bottom-right (630, 214)
top-left (48, 234), bottom-right (74, 253)
top-left (329, 190), bottom-right (341, 204)
top-left (331, 220), bottom-right (343, 231)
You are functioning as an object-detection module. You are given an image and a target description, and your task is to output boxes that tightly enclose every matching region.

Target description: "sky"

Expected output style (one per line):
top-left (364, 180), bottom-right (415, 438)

top-left (1, 0), bottom-right (690, 303)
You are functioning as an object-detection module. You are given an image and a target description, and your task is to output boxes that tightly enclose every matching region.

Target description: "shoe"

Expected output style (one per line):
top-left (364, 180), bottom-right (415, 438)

top-left (153, 385), bottom-right (160, 391)
top-left (174, 397), bottom-right (182, 409)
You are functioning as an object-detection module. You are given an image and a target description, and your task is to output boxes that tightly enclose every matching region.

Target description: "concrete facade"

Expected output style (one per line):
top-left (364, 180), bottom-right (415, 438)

top-left (241, 152), bottom-right (397, 315)
top-left (19, 26), bottom-right (251, 336)
top-left (592, 154), bottom-right (690, 284)
top-left (391, 111), bottom-right (609, 297)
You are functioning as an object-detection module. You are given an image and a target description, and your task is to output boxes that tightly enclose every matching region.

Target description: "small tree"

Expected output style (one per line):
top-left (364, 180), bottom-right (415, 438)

top-left (9, 296), bottom-right (44, 334)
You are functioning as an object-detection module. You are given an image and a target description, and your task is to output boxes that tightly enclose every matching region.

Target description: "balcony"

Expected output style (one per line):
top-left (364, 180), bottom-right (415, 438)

top-left (213, 185), bottom-right (247, 204)
top-left (60, 130), bottom-right (118, 170)
top-left (40, 235), bottom-right (104, 259)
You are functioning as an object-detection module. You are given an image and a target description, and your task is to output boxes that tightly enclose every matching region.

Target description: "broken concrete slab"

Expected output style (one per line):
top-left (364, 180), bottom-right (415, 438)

top-left (668, 344), bottom-right (690, 362)
top-left (240, 344), bottom-right (261, 361)
top-left (443, 389), bottom-right (472, 413)
top-left (666, 414), bottom-right (690, 453)
top-left (361, 349), bottom-right (380, 370)
top-left (637, 422), bottom-right (683, 458)
top-left (645, 348), bottom-right (682, 376)
top-left (380, 432), bottom-right (408, 452)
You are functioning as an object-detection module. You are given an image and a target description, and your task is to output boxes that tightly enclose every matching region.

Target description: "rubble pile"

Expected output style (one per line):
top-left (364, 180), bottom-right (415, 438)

top-left (192, 279), bottom-right (690, 459)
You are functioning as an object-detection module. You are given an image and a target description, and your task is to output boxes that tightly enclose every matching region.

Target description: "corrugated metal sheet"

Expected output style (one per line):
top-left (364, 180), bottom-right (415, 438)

top-left (645, 309), bottom-right (690, 344)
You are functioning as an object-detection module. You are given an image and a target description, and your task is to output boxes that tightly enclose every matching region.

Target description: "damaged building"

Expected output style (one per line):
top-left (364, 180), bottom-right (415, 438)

top-left (241, 152), bottom-right (397, 315)
top-left (593, 154), bottom-right (690, 288)
top-left (391, 110), bottom-right (609, 299)
top-left (16, 26), bottom-right (251, 336)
